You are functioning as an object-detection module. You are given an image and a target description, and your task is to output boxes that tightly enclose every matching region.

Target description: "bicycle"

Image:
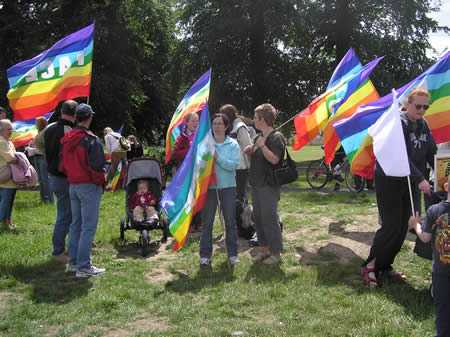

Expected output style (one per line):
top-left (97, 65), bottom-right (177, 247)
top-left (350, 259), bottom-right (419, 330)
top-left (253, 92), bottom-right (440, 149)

top-left (306, 157), bottom-right (365, 192)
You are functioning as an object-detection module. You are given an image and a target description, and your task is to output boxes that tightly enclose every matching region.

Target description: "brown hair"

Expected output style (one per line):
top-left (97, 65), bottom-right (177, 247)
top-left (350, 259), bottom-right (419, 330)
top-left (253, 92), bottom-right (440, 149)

top-left (407, 89), bottom-right (430, 103)
top-left (254, 103), bottom-right (277, 126)
top-left (218, 104), bottom-right (239, 124)
top-left (35, 117), bottom-right (48, 131)
top-left (212, 113), bottom-right (231, 135)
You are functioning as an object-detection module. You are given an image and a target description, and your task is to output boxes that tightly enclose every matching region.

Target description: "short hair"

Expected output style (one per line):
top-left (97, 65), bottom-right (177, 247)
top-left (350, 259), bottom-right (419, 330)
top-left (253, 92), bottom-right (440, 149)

top-left (0, 119), bottom-right (12, 132)
top-left (218, 104), bottom-right (239, 124)
top-left (0, 106), bottom-right (7, 116)
top-left (407, 89), bottom-right (430, 103)
top-left (212, 113), bottom-right (231, 135)
top-left (254, 103), bottom-right (277, 126)
top-left (35, 117), bottom-right (48, 131)
top-left (61, 100), bottom-right (78, 116)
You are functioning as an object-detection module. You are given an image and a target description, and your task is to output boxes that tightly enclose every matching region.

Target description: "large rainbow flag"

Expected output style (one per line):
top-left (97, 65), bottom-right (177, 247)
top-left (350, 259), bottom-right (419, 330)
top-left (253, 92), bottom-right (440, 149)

top-left (7, 23), bottom-right (94, 121)
top-left (292, 55), bottom-right (382, 151)
top-left (322, 49), bottom-right (379, 164)
top-left (165, 69), bottom-right (211, 164)
top-left (334, 51), bottom-right (450, 179)
top-left (161, 106), bottom-right (215, 250)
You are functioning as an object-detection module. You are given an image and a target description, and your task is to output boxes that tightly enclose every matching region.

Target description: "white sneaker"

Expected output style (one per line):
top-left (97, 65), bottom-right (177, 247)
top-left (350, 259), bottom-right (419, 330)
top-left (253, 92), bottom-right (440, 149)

top-left (76, 265), bottom-right (106, 278)
top-left (199, 257), bottom-right (210, 266)
top-left (65, 264), bottom-right (77, 273)
top-left (229, 256), bottom-right (239, 266)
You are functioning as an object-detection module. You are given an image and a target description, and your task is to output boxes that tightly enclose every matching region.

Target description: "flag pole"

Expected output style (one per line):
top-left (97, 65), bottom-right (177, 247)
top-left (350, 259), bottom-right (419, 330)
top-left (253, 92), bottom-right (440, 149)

top-left (407, 176), bottom-right (415, 216)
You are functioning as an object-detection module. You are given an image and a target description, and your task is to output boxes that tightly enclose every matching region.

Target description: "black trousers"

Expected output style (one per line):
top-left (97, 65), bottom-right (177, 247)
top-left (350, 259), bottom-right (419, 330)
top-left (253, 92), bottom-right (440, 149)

top-left (366, 175), bottom-right (419, 272)
top-left (236, 169), bottom-right (249, 203)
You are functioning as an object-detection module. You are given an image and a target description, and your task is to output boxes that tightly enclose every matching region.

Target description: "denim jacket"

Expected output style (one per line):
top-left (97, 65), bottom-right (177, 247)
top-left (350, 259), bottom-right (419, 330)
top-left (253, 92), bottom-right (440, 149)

top-left (210, 136), bottom-right (240, 189)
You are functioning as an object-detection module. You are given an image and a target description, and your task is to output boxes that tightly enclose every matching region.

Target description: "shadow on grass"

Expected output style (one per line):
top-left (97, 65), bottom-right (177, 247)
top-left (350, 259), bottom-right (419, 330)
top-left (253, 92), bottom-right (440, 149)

top-left (0, 260), bottom-right (92, 304)
top-left (112, 239), bottom-right (166, 259)
top-left (328, 221), bottom-right (375, 246)
top-left (163, 261), bottom-right (235, 294)
top-left (244, 262), bottom-right (296, 284)
top-left (295, 243), bottom-right (433, 321)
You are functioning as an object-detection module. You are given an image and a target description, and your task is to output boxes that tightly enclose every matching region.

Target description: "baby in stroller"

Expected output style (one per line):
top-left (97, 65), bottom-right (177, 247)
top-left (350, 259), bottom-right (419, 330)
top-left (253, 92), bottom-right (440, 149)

top-left (129, 179), bottom-right (159, 224)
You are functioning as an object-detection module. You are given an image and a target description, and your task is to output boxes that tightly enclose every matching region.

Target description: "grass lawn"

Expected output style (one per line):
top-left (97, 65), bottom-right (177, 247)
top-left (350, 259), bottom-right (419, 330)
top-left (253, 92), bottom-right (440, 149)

top-left (0, 180), bottom-right (435, 337)
top-left (288, 145), bottom-right (323, 163)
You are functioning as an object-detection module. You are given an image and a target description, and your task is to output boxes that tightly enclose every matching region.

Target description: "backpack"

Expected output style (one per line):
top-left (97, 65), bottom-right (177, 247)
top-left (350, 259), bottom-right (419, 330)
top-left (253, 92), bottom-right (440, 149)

top-left (10, 152), bottom-right (38, 187)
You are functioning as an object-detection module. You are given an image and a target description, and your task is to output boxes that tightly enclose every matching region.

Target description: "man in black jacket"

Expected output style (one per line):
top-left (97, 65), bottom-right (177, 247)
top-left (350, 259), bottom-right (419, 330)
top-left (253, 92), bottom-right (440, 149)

top-left (361, 89), bottom-right (437, 287)
top-left (44, 100), bottom-right (77, 262)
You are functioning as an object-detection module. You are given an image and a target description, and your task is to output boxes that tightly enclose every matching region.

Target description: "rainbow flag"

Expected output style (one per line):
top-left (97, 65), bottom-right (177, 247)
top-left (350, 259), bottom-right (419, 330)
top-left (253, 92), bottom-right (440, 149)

top-left (161, 106), bottom-right (215, 250)
top-left (165, 69), bottom-right (211, 164)
top-left (108, 160), bottom-right (126, 192)
top-left (11, 112), bottom-right (53, 148)
top-left (322, 50), bottom-right (379, 164)
top-left (334, 51), bottom-right (450, 179)
top-left (7, 24), bottom-right (94, 121)
top-left (292, 55), bottom-right (382, 151)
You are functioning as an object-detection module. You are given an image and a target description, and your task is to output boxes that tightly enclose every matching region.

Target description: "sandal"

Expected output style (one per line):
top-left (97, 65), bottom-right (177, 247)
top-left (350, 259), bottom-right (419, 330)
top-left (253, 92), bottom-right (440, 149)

top-left (361, 266), bottom-right (378, 288)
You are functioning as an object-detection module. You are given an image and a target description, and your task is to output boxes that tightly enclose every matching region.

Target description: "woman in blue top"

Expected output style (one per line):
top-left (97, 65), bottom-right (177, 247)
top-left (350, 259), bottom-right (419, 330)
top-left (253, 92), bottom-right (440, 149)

top-left (200, 113), bottom-right (240, 266)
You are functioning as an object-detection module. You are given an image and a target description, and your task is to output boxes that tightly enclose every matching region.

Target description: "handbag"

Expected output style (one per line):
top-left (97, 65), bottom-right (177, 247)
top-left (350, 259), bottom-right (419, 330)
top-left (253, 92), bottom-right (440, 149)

top-left (273, 148), bottom-right (298, 185)
top-left (0, 165), bottom-right (12, 183)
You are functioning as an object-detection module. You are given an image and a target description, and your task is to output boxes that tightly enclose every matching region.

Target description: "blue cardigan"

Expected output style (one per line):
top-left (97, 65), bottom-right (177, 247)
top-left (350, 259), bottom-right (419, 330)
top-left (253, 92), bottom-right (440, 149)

top-left (210, 136), bottom-right (240, 189)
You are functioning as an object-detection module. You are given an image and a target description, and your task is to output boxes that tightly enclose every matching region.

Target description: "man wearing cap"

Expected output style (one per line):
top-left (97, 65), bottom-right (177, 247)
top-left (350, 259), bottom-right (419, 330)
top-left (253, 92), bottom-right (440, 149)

top-left (44, 100), bottom-right (77, 263)
top-left (60, 103), bottom-right (107, 277)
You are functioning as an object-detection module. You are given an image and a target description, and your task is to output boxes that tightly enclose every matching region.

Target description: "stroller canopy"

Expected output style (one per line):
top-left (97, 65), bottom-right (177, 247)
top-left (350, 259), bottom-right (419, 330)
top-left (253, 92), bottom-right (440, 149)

top-left (126, 158), bottom-right (162, 186)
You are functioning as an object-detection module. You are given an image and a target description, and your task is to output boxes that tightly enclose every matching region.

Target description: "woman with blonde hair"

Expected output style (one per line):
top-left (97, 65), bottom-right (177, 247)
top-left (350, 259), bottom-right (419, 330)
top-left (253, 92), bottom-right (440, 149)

top-left (0, 119), bottom-right (17, 231)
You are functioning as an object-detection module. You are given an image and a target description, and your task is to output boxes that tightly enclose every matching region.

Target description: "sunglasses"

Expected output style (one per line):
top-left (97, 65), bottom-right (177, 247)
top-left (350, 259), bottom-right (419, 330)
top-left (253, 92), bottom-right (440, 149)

top-left (415, 104), bottom-right (429, 111)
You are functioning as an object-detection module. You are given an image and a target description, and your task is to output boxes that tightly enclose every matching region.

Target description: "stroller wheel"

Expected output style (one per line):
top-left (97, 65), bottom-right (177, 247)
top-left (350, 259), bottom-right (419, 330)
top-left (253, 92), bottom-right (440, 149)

top-left (120, 219), bottom-right (126, 242)
top-left (141, 229), bottom-right (150, 256)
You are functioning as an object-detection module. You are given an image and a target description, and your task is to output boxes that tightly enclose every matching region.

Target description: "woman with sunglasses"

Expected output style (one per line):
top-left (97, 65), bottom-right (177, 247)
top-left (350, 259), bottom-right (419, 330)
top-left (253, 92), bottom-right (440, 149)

top-left (361, 89), bottom-right (437, 287)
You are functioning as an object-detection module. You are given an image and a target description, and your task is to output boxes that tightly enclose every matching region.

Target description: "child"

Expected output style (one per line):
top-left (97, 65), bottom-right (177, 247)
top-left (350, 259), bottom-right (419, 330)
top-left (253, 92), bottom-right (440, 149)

top-left (129, 180), bottom-right (158, 223)
top-left (409, 178), bottom-right (450, 337)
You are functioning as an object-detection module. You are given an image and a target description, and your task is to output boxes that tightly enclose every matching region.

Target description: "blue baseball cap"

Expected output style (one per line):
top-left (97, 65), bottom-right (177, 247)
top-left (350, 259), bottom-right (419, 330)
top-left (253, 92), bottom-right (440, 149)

top-left (75, 103), bottom-right (95, 118)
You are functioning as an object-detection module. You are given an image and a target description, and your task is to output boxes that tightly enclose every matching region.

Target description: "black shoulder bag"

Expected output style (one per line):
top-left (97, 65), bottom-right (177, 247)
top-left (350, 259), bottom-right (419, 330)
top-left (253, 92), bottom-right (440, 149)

top-left (271, 133), bottom-right (298, 186)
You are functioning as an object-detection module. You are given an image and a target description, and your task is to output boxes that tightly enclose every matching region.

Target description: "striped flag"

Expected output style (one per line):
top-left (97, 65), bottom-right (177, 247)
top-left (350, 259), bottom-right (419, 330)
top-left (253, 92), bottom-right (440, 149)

top-left (322, 50), bottom-right (379, 164)
top-left (161, 105), bottom-right (215, 250)
top-left (165, 69), bottom-right (211, 164)
top-left (292, 54), bottom-right (382, 151)
top-left (334, 51), bottom-right (450, 178)
top-left (7, 24), bottom-right (94, 121)
top-left (11, 112), bottom-right (53, 148)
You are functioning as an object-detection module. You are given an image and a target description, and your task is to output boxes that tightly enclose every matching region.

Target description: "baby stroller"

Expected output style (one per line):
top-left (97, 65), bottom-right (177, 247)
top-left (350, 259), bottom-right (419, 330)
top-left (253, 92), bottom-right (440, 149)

top-left (119, 157), bottom-right (169, 256)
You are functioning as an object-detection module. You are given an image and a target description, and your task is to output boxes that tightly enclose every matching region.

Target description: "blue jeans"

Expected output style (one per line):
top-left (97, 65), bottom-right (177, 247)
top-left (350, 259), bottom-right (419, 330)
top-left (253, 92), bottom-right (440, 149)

top-left (49, 175), bottom-right (71, 256)
top-left (0, 188), bottom-right (16, 222)
top-left (33, 155), bottom-right (53, 203)
top-left (68, 184), bottom-right (102, 269)
top-left (433, 273), bottom-right (450, 337)
top-left (200, 187), bottom-right (238, 258)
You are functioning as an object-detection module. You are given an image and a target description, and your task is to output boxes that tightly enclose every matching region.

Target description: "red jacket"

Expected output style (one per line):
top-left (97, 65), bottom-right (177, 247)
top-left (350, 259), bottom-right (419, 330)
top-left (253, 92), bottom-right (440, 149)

top-left (128, 191), bottom-right (157, 210)
top-left (172, 131), bottom-right (195, 168)
top-left (60, 127), bottom-right (106, 186)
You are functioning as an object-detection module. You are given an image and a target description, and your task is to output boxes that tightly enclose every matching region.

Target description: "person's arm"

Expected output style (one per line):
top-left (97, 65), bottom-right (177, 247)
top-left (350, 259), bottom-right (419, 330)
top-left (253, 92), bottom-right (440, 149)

top-left (408, 211), bottom-right (433, 243)
top-left (237, 126), bottom-right (252, 151)
top-left (0, 140), bottom-right (16, 163)
top-left (215, 142), bottom-right (240, 171)
top-left (255, 134), bottom-right (283, 165)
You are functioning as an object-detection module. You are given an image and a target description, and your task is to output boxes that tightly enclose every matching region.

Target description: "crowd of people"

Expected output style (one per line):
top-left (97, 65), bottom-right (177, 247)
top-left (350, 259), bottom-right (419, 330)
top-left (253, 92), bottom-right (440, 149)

top-left (0, 90), bottom-right (448, 336)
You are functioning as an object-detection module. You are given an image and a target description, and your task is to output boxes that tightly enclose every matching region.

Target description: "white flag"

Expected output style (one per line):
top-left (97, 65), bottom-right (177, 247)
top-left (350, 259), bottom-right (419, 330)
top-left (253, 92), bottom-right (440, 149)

top-left (368, 89), bottom-right (410, 177)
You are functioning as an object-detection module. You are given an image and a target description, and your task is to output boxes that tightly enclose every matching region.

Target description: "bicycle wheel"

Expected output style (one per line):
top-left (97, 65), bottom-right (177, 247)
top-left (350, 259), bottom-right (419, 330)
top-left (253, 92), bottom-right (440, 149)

top-left (343, 161), bottom-right (364, 192)
top-left (306, 159), bottom-right (330, 189)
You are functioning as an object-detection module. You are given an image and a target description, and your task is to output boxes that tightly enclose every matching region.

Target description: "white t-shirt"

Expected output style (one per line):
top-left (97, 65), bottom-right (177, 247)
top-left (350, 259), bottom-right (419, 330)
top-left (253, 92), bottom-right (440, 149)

top-left (105, 131), bottom-right (122, 153)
